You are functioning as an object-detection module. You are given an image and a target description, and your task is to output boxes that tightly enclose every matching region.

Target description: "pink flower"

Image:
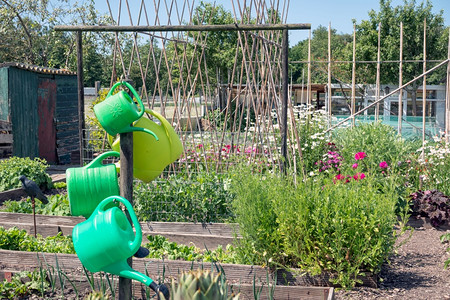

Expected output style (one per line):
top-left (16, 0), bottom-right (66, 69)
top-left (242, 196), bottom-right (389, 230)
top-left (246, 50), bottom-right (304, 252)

top-left (197, 144), bottom-right (203, 148)
top-left (354, 152), bottom-right (366, 160)
top-left (353, 172), bottom-right (366, 180)
top-left (352, 163), bottom-right (358, 169)
top-left (379, 161), bottom-right (388, 169)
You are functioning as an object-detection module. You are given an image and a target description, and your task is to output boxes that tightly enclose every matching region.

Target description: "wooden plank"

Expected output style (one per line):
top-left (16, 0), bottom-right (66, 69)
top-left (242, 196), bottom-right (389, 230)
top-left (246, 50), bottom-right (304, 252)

top-left (0, 188), bottom-right (27, 204)
top-left (0, 269), bottom-right (334, 300)
top-left (0, 120), bottom-right (12, 131)
top-left (0, 134), bottom-right (13, 143)
top-left (143, 221), bottom-right (238, 236)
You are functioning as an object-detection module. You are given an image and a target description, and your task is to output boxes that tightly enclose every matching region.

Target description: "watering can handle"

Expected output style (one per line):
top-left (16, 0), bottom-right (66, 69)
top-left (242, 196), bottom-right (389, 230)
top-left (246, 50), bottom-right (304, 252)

top-left (85, 151), bottom-right (120, 169)
top-left (144, 109), bottom-right (172, 136)
top-left (107, 81), bottom-right (145, 119)
top-left (97, 196), bottom-right (142, 253)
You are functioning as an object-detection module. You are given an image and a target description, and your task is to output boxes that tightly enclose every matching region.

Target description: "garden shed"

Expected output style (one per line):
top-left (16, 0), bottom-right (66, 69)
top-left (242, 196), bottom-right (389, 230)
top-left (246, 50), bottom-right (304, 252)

top-left (0, 63), bottom-right (79, 164)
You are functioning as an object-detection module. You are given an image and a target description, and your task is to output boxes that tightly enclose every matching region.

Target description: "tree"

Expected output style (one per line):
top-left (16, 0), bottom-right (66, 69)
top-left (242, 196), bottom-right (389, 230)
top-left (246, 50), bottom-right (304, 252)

top-left (289, 26), bottom-right (352, 84)
top-left (353, 0), bottom-right (447, 116)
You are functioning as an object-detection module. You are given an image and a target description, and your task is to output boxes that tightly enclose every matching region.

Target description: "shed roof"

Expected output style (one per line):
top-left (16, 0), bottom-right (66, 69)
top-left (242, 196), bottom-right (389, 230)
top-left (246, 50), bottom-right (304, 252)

top-left (0, 62), bottom-right (76, 75)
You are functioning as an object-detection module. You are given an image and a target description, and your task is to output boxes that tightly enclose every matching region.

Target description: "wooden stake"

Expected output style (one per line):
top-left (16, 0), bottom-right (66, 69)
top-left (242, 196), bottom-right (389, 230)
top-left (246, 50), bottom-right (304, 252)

top-left (446, 28), bottom-right (450, 144)
top-left (422, 19), bottom-right (427, 155)
top-left (76, 31), bottom-right (84, 166)
top-left (281, 29), bottom-right (289, 174)
top-left (375, 23), bottom-right (381, 121)
top-left (398, 22), bottom-right (403, 135)
top-left (351, 24), bottom-right (356, 127)
top-left (327, 22), bottom-right (332, 127)
top-left (307, 29), bottom-right (312, 107)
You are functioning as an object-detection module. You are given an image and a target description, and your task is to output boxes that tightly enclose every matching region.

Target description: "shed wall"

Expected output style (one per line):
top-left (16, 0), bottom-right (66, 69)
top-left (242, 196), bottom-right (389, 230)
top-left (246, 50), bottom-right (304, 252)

top-left (0, 68), bottom-right (8, 121)
top-left (9, 67), bottom-right (39, 158)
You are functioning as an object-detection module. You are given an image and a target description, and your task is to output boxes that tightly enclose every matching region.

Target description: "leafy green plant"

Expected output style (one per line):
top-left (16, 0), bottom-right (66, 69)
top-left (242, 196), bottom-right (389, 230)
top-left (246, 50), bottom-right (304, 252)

top-left (231, 168), bottom-right (400, 289)
top-left (1, 194), bottom-right (70, 216)
top-left (0, 226), bottom-right (75, 254)
top-left (229, 167), bottom-right (283, 266)
top-left (0, 270), bottom-right (49, 299)
top-left (144, 235), bottom-right (238, 264)
top-left (441, 233), bottom-right (450, 269)
top-left (0, 157), bottom-right (52, 192)
top-left (134, 172), bottom-right (234, 223)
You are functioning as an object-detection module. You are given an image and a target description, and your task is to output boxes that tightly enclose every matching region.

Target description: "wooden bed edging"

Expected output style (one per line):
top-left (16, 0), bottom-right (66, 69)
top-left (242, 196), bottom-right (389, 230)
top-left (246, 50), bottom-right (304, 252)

top-left (0, 250), bottom-right (334, 300)
top-left (0, 212), bottom-right (240, 249)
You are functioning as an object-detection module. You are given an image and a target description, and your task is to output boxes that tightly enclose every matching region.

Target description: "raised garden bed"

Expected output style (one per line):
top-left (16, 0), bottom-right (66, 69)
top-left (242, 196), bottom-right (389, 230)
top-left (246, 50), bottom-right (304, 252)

top-left (0, 212), bottom-right (237, 249)
top-left (0, 249), bottom-right (335, 300)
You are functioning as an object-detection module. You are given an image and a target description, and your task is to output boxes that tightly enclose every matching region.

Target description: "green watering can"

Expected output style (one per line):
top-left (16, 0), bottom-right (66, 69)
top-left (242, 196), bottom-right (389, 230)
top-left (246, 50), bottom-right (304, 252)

top-left (66, 151), bottom-right (120, 218)
top-left (72, 196), bottom-right (168, 296)
top-left (110, 109), bottom-right (183, 182)
top-left (93, 81), bottom-right (159, 140)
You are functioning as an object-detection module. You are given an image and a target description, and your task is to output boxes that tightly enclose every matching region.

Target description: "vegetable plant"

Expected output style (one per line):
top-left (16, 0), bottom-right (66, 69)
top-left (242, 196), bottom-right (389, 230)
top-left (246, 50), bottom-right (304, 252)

top-left (0, 157), bottom-right (52, 192)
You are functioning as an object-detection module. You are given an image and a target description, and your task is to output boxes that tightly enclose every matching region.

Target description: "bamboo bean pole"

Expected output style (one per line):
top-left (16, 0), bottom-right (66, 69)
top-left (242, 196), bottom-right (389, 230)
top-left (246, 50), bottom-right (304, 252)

top-left (422, 19), bottom-right (427, 156)
top-left (281, 29), bottom-right (289, 174)
top-left (398, 22), bottom-right (403, 135)
top-left (446, 28), bottom-right (450, 144)
top-left (76, 31), bottom-right (84, 166)
top-left (327, 23), bottom-right (332, 127)
top-left (375, 23), bottom-right (381, 121)
top-left (351, 24), bottom-right (356, 127)
top-left (307, 29), bottom-right (312, 107)
top-left (324, 58), bottom-right (450, 134)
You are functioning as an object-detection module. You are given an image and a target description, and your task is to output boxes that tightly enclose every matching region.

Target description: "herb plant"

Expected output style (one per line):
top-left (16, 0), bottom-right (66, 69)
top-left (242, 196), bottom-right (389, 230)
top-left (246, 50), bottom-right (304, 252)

top-left (0, 270), bottom-right (49, 299)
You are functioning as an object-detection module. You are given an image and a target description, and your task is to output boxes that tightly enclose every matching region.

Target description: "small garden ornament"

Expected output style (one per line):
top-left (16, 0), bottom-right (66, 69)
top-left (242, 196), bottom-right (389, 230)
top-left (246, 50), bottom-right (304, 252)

top-left (19, 175), bottom-right (48, 237)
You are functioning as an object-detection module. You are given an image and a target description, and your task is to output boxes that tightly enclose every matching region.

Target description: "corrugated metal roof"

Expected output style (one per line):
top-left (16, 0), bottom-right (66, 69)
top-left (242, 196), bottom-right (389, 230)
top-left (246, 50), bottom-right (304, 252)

top-left (0, 62), bottom-right (76, 75)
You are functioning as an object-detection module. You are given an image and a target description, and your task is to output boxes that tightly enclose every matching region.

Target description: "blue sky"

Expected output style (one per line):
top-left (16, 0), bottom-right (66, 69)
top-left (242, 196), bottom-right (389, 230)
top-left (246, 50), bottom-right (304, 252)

top-left (93, 0), bottom-right (450, 46)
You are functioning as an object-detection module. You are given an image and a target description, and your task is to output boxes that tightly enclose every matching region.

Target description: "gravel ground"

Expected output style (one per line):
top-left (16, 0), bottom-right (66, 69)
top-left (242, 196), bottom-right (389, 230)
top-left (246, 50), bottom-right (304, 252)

top-left (336, 226), bottom-right (450, 300)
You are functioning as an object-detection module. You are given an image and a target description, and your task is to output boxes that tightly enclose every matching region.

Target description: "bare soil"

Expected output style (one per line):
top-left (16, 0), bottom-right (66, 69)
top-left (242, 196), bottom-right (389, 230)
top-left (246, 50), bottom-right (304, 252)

top-left (336, 226), bottom-right (450, 300)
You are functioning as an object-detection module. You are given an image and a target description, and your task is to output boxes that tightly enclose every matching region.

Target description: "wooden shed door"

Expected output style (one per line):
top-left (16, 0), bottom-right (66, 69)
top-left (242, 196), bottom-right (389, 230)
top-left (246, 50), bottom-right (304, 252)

top-left (37, 78), bottom-right (57, 163)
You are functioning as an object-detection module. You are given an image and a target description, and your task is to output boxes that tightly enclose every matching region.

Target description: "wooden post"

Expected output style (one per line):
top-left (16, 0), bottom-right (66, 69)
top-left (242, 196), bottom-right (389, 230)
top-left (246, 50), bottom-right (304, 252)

top-left (307, 29), bottom-right (312, 107)
top-left (398, 22), bottom-right (403, 135)
top-left (327, 23), bottom-right (332, 127)
top-left (422, 19), bottom-right (427, 155)
top-left (351, 24), bottom-right (356, 127)
top-left (375, 23), bottom-right (381, 121)
top-left (119, 130), bottom-right (133, 299)
top-left (281, 29), bottom-right (289, 174)
top-left (76, 31), bottom-right (85, 166)
top-left (446, 28), bottom-right (450, 144)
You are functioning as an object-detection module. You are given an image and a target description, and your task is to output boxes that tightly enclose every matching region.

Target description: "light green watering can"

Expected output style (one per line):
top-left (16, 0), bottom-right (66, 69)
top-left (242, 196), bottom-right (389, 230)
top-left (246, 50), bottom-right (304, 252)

top-left (93, 81), bottom-right (159, 140)
top-left (72, 196), bottom-right (169, 297)
top-left (110, 109), bottom-right (183, 182)
top-left (66, 151), bottom-right (120, 218)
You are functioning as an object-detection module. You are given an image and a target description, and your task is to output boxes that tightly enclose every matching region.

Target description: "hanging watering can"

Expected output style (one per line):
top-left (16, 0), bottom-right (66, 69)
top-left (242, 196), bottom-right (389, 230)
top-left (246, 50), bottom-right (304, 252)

top-left (110, 109), bottom-right (183, 182)
top-left (66, 151), bottom-right (120, 218)
top-left (93, 81), bottom-right (159, 140)
top-left (72, 196), bottom-right (168, 296)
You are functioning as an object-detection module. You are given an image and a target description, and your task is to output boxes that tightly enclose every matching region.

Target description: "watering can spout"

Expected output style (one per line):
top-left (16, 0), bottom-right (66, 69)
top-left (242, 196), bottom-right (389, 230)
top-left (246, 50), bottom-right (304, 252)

top-left (103, 261), bottom-right (154, 287)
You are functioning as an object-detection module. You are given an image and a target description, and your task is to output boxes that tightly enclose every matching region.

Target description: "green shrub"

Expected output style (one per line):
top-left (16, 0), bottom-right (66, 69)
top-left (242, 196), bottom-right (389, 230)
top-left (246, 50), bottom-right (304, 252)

top-left (0, 226), bottom-right (74, 254)
top-left (332, 122), bottom-right (417, 175)
top-left (230, 168), bottom-right (284, 266)
top-left (134, 172), bottom-right (234, 223)
top-left (231, 170), bottom-right (400, 288)
top-left (1, 194), bottom-right (70, 216)
top-left (0, 157), bottom-right (52, 192)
